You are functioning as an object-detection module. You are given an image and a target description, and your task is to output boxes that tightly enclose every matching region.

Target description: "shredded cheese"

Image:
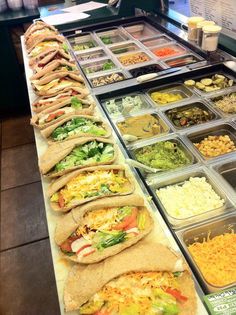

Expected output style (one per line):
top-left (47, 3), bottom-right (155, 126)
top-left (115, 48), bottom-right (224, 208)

top-left (188, 232), bottom-right (236, 287)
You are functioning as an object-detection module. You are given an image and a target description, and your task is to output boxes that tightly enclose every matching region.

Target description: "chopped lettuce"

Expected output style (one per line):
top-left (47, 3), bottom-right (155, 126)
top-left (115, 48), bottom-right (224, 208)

top-left (54, 141), bottom-right (114, 172)
top-left (71, 96), bottom-right (83, 109)
top-left (95, 231), bottom-right (126, 251)
top-left (51, 118), bottom-right (107, 141)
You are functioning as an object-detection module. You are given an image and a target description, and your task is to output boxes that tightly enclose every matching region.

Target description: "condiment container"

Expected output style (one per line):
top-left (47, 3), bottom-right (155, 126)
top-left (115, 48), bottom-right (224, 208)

top-left (187, 16), bottom-right (205, 41)
top-left (196, 20), bottom-right (215, 46)
top-left (202, 25), bottom-right (222, 52)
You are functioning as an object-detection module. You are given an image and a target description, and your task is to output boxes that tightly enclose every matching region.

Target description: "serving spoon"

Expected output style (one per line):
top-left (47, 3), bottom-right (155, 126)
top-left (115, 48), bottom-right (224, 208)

top-left (126, 158), bottom-right (162, 174)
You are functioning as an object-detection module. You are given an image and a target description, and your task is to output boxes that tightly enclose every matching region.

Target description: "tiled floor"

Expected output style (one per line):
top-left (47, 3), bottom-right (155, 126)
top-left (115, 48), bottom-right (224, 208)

top-left (0, 115), bottom-right (60, 315)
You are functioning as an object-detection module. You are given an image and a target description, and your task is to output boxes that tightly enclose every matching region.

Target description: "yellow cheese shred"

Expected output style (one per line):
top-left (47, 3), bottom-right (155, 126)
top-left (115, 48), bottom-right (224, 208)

top-left (188, 232), bottom-right (236, 287)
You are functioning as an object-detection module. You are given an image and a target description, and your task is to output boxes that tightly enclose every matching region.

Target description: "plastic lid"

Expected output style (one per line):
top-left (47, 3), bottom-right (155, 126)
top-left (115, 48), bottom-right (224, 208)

top-left (197, 20), bottom-right (215, 28)
top-left (202, 25), bottom-right (222, 33)
top-left (188, 16), bottom-right (205, 25)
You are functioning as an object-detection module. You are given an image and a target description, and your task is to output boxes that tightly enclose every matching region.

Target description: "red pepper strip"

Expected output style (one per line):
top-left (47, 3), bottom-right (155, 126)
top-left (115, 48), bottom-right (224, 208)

top-left (45, 113), bottom-right (56, 122)
top-left (76, 244), bottom-right (92, 255)
top-left (94, 310), bottom-right (110, 315)
top-left (113, 207), bottom-right (138, 230)
top-left (71, 90), bottom-right (78, 96)
top-left (58, 193), bottom-right (65, 208)
top-left (165, 287), bottom-right (188, 302)
top-left (60, 235), bottom-right (79, 253)
top-left (83, 249), bottom-right (95, 257)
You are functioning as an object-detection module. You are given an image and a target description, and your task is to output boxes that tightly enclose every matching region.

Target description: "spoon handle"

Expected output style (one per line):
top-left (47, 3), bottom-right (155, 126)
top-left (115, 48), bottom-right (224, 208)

top-left (126, 158), bottom-right (160, 173)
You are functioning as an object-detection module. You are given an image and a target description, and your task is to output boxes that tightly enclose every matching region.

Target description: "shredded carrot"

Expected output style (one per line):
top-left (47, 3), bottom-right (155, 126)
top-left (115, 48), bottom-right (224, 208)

top-left (188, 232), bottom-right (236, 287)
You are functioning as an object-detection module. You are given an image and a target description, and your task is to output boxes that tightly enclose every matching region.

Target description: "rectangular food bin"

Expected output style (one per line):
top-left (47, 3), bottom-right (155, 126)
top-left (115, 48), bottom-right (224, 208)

top-left (128, 135), bottom-right (197, 182)
top-left (114, 111), bottom-right (170, 145)
top-left (88, 71), bottom-right (127, 87)
top-left (67, 33), bottom-right (99, 51)
top-left (129, 63), bottom-right (165, 78)
top-left (213, 159), bottom-right (236, 193)
top-left (141, 35), bottom-right (174, 48)
top-left (101, 93), bottom-right (154, 118)
top-left (123, 22), bottom-right (160, 39)
top-left (96, 28), bottom-right (129, 45)
top-left (176, 214), bottom-right (236, 293)
top-left (150, 43), bottom-right (187, 60)
top-left (147, 83), bottom-right (194, 108)
top-left (183, 73), bottom-right (235, 96)
top-left (81, 58), bottom-right (118, 75)
top-left (207, 91), bottom-right (236, 117)
top-left (150, 167), bottom-right (230, 229)
top-left (117, 51), bottom-right (152, 68)
top-left (164, 54), bottom-right (202, 68)
top-left (109, 41), bottom-right (141, 55)
top-left (187, 122), bottom-right (236, 161)
top-left (163, 101), bottom-right (219, 131)
top-left (75, 48), bottom-right (107, 62)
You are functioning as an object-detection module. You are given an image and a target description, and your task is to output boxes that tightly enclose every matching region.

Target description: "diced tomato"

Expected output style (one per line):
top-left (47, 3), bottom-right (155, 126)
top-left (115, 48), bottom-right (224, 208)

top-left (165, 288), bottom-right (188, 302)
top-left (60, 235), bottom-right (79, 253)
top-left (45, 113), bottom-right (56, 122)
top-left (55, 110), bottom-right (65, 117)
top-left (76, 244), bottom-right (92, 255)
top-left (58, 193), bottom-right (65, 208)
top-left (71, 90), bottom-right (78, 96)
top-left (94, 310), bottom-right (110, 315)
top-left (113, 207), bottom-right (138, 230)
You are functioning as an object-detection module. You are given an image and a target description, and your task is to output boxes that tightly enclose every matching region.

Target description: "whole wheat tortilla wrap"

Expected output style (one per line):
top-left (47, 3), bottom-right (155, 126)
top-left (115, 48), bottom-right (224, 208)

top-left (32, 87), bottom-right (90, 113)
top-left (29, 48), bottom-right (71, 69)
top-left (48, 165), bottom-right (134, 212)
top-left (40, 115), bottom-right (111, 144)
top-left (24, 21), bottom-right (57, 39)
top-left (31, 72), bottom-right (85, 96)
top-left (64, 239), bottom-right (197, 314)
top-left (27, 34), bottom-right (64, 53)
top-left (30, 59), bottom-right (77, 80)
top-left (39, 137), bottom-right (117, 177)
top-left (55, 194), bottom-right (153, 263)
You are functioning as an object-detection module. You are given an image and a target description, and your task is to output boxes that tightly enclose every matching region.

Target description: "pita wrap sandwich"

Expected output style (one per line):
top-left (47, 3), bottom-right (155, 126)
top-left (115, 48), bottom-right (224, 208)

top-left (29, 48), bottom-right (71, 70)
top-left (55, 194), bottom-right (153, 263)
top-left (64, 239), bottom-right (197, 314)
top-left (32, 87), bottom-right (90, 113)
top-left (48, 165), bottom-right (134, 212)
top-left (25, 25), bottom-right (59, 50)
top-left (39, 137), bottom-right (117, 177)
top-left (27, 34), bottom-right (64, 55)
top-left (30, 59), bottom-right (77, 80)
top-left (24, 21), bottom-right (57, 40)
top-left (40, 115), bottom-right (111, 144)
top-left (31, 71), bottom-right (84, 96)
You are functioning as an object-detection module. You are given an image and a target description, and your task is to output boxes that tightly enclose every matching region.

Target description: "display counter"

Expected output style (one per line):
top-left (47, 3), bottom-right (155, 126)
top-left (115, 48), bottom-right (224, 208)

top-left (21, 11), bottom-right (236, 315)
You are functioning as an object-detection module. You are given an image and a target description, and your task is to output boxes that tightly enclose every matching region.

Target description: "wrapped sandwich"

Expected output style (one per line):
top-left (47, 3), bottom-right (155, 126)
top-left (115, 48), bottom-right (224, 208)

top-left (48, 165), bottom-right (134, 212)
top-left (55, 195), bottom-right (153, 263)
top-left (64, 240), bottom-right (197, 314)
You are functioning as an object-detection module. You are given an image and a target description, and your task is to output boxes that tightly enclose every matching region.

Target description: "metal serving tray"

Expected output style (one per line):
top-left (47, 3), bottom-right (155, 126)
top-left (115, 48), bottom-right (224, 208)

top-left (128, 135), bottom-right (197, 181)
top-left (101, 93), bottom-right (154, 118)
top-left (75, 48), bottom-right (107, 61)
top-left (96, 27), bottom-right (129, 45)
top-left (88, 71), bottom-right (127, 87)
top-left (129, 63), bottom-right (165, 78)
top-left (67, 32), bottom-right (99, 51)
top-left (114, 111), bottom-right (170, 145)
top-left (117, 51), bottom-right (152, 68)
top-left (150, 167), bottom-right (230, 229)
top-left (213, 159), bottom-right (236, 192)
top-left (141, 35), bottom-right (174, 48)
top-left (164, 54), bottom-right (202, 68)
top-left (207, 90), bottom-right (236, 117)
top-left (163, 101), bottom-right (220, 131)
top-left (187, 122), bottom-right (236, 162)
top-left (147, 83), bottom-right (194, 108)
top-left (123, 22), bottom-right (160, 40)
top-left (150, 43), bottom-right (187, 60)
top-left (81, 58), bottom-right (118, 75)
top-left (176, 214), bottom-right (236, 293)
top-left (109, 41), bottom-right (141, 55)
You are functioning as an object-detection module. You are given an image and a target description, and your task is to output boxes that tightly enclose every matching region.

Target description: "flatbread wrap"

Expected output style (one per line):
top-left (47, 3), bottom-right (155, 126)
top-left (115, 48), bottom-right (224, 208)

top-left (39, 137), bottom-right (117, 177)
top-left (48, 165), bottom-right (134, 212)
top-left (31, 71), bottom-right (84, 96)
top-left (30, 59), bottom-right (77, 80)
top-left (64, 240), bottom-right (197, 314)
top-left (29, 48), bottom-right (71, 70)
top-left (55, 195), bottom-right (153, 263)
top-left (24, 21), bottom-right (57, 40)
top-left (27, 35), bottom-right (65, 56)
top-left (40, 115), bottom-right (111, 144)
top-left (32, 87), bottom-right (90, 113)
